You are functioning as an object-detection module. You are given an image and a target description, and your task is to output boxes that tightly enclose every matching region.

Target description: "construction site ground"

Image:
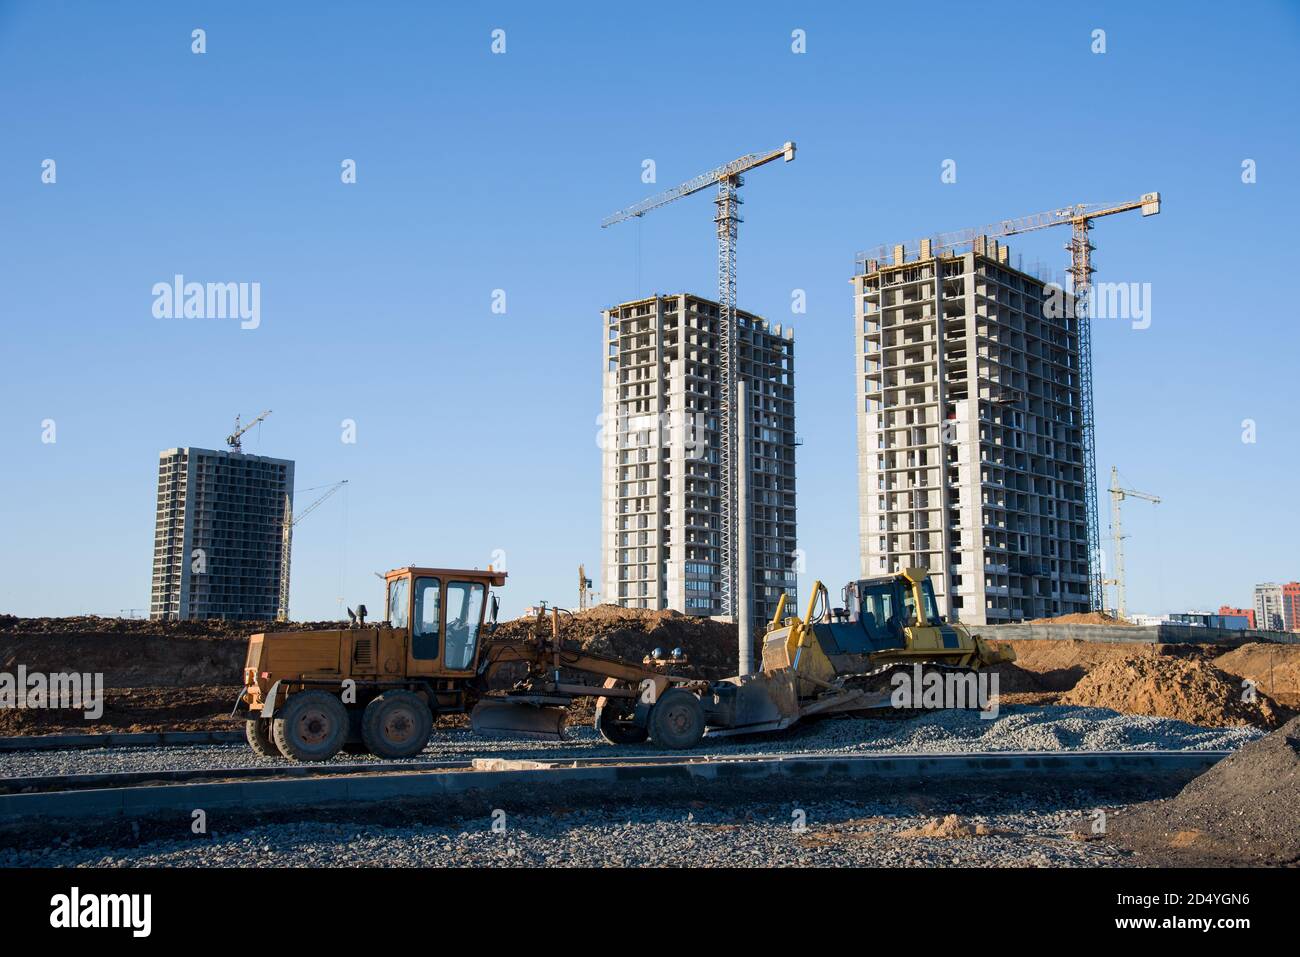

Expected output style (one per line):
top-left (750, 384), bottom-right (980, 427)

top-left (3, 608), bottom-right (1299, 867)
top-left (2, 607), bottom-right (1296, 736)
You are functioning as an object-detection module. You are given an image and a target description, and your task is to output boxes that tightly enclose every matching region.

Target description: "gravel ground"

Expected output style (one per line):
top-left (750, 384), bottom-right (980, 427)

top-left (0, 705), bottom-right (1263, 779)
top-left (0, 795), bottom-right (1133, 868)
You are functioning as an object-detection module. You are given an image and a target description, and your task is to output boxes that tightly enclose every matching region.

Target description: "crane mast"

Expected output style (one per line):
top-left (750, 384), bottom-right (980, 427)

top-left (602, 142), bottom-right (795, 623)
top-left (1106, 466), bottom-right (1159, 621)
top-left (277, 479), bottom-right (348, 622)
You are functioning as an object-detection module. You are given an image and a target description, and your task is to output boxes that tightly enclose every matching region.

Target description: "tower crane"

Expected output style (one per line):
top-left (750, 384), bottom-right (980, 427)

top-left (1104, 466), bottom-right (1159, 621)
top-left (277, 479), bottom-right (348, 622)
top-left (858, 192), bottom-right (1160, 612)
top-left (601, 142), bottom-right (796, 624)
top-left (226, 409), bottom-right (272, 453)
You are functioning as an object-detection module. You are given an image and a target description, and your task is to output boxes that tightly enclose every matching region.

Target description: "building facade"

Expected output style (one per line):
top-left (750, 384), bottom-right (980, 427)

top-left (1283, 582), bottom-right (1300, 631)
top-left (1218, 605), bottom-right (1257, 630)
top-left (150, 447), bottom-right (294, 621)
top-left (854, 237), bottom-right (1090, 624)
top-left (1253, 583), bottom-right (1285, 632)
top-left (599, 293), bottom-right (797, 629)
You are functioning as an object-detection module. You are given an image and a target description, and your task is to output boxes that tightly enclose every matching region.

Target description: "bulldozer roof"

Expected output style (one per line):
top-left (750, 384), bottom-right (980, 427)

top-left (385, 566), bottom-right (507, 586)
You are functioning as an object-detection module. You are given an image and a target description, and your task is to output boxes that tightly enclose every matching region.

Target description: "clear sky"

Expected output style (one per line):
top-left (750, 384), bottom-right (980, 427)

top-left (1, 0), bottom-right (1297, 621)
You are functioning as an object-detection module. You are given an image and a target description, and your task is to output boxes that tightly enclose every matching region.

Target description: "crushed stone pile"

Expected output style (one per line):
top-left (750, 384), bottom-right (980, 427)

top-left (1110, 715), bottom-right (1300, 865)
top-left (1059, 654), bottom-right (1284, 728)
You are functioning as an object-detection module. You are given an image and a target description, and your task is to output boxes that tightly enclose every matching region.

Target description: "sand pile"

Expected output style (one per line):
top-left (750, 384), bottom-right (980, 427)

top-left (898, 814), bottom-right (1003, 838)
top-left (1027, 611), bottom-right (1134, 626)
top-left (1212, 643), bottom-right (1300, 707)
top-left (1110, 715), bottom-right (1300, 865)
top-left (1059, 654), bottom-right (1284, 728)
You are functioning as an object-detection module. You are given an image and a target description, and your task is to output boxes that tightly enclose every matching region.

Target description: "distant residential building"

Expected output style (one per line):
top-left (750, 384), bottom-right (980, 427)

top-left (1218, 605), bottom-right (1256, 629)
top-left (600, 293), bottom-right (797, 629)
top-left (853, 238), bottom-right (1088, 624)
top-left (150, 447), bottom-right (294, 621)
top-left (1128, 614), bottom-right (1169, 627)
top-left (1283, 582), bottom-right (1300, 631)
top-left (1254, 583), bottom-right (1285, 632)
top-left (1169, 611), bottom-right (1249, 630)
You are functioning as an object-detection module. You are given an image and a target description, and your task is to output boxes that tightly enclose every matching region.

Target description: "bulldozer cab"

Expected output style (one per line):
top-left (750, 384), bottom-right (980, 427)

top-left (384, 567), bottom-right (506, 677)
top-left (854, 567), bottom-right (940, 642)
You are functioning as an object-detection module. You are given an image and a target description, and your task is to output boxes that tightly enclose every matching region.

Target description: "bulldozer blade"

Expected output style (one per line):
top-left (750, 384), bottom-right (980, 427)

top-left (470, 701), bottom-right (567, 741)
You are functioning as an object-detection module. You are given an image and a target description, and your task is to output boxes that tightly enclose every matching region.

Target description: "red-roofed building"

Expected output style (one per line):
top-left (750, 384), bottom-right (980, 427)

top-left (1218, 605), bottom-right (1256, 629)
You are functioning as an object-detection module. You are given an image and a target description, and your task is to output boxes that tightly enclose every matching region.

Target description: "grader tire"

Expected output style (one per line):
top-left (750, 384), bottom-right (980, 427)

top-left (244, 718), bottom-right (282, 758)
top-left (271, 691), bottom-right (348, 762)
top-left (595, 698), bottom-right (649, 745)
top-left (648, 689), bottom-right (705, 750)
top-left (362, 690), bottom-right (433, 760)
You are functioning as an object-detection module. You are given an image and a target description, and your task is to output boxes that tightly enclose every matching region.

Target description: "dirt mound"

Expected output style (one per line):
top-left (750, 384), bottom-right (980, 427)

top-left (1026, 611), bottom-right (1134, 625)
top-left (0, 614), bottom-right (345, 637)
top-left (493, 606), bottom-right (737, 680)
top-left (1212, 643), bottom-right (1300, 707)
top-left (0, 685), bottom-right (237, 736)
top-left (1059, 654), bottom-right (1284, 728)
top-left (1, 633), bottom-right (246, 688)
top-left (1110, 715), bottom-right (1300, 865)
top-left (898, 814), bottom-right (1005, 838)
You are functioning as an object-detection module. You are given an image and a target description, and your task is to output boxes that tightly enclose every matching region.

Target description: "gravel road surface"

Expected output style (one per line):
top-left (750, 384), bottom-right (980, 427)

top-left (0, 793), bottom-right (1133, 868)
top-left (0, 705), bottom-right (1262, 779)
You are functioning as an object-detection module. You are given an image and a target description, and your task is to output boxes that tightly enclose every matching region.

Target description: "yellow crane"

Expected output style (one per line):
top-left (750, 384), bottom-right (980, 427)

top-left (602, 142), bottom-right (796, 622)
top-left (858, 192), bottom-right (1161, 611)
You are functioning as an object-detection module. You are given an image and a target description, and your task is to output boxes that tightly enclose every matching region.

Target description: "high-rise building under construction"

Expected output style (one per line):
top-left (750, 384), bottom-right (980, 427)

top-left (600, 293), bottom-right (797, 628)
top-left (150, 447), bottom-right (294, 620)
top-left (854, 238), bottom-right (1090, 624)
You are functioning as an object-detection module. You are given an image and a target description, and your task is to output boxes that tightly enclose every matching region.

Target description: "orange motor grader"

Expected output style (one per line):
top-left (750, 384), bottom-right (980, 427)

top-left (234, 566), bottom-right (704, 761)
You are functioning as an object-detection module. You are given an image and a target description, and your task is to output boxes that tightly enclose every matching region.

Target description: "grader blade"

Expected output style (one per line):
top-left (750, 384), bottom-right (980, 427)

top-left (470, 700), bottom-right (567, 741)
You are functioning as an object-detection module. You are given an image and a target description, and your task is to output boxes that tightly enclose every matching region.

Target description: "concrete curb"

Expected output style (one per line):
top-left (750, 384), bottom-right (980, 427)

top-left (0, 749), bottom-right (1229, 824)
top-left (0, 731), bottom-right (244, 752)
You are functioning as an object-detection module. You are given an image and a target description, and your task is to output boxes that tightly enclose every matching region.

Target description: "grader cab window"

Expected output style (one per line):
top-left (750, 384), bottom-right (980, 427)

top-left (388, 576), bottom-right (409, 628)
top-left (412, 577), bottom-right (441, 659)
top-left (444, 580), bottom-right (485, 670)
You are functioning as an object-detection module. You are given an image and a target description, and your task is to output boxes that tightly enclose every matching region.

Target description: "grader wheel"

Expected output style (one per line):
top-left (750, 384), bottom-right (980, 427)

top-left (244, 718), bottom-right (282, 758)
top-left (271, 691), bottom-right (348, 762)
top-left (362, 690), bottom-right (433, 759)
top-left (648, 688), bottom-right (705, 750)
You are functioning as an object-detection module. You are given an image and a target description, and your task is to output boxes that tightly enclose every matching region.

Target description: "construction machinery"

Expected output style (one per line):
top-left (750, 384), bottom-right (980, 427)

top-left (602, 142), bottom-right (796, 627)
top-left (235, 563), bottom-right (1012, 761)
top-left (226, 409), bottom-right (271, 453)
top-left (1104, 466), bottom-right (1161, 620)
top-left (276, 480), bottom-right (349, 622)
top-left (857, 192), bottom-right (1161, 612)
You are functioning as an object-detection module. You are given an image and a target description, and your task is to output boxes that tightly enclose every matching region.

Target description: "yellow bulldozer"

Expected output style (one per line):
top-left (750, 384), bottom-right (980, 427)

top-left (234, 564), bottom-right (1012, 761)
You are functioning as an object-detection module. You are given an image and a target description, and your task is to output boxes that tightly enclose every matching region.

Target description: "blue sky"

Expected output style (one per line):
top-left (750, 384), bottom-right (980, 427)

top-left (1, 0), bottom-right (1296, 620)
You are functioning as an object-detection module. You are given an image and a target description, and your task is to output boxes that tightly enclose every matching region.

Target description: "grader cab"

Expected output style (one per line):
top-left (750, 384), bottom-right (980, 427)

top-left (236, 566), bottom-right (506, 761)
